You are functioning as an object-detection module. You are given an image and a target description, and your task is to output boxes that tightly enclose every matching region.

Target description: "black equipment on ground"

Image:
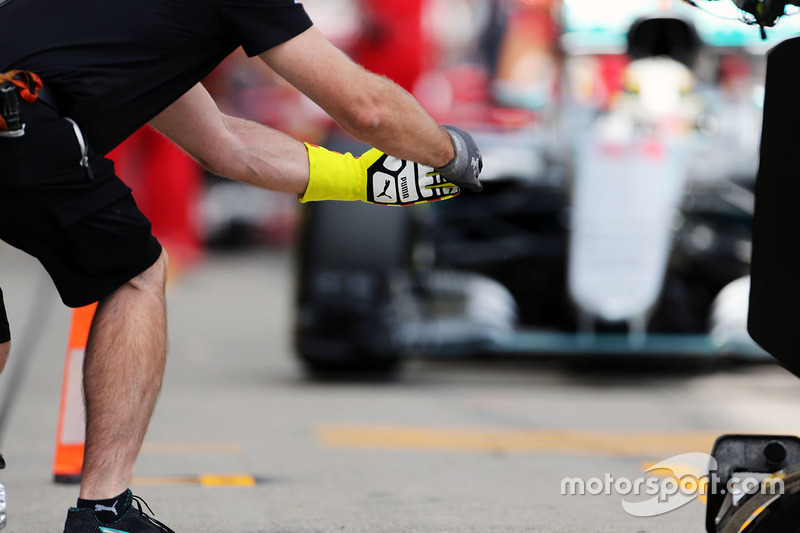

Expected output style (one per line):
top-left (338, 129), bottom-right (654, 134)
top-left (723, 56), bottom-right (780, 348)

top-left (708, 435), bottom-right (800, 533)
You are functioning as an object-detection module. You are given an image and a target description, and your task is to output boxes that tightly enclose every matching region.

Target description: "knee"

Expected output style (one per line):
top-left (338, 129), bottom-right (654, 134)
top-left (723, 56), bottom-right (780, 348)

top-left (127, 249), bottom-right (169, 294)
top-left (0, 342), bottom-right (9, 374)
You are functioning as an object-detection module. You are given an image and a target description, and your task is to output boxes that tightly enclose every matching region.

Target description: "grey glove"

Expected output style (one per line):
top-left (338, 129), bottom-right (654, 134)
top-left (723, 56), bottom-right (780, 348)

top-left (434, 125), bottom-right (483, 193)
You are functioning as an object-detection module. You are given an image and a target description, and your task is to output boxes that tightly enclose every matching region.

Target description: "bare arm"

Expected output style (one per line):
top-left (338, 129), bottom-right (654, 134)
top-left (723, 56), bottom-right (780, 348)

top-left (149, 84), bottom-right (310, 194)
top-left (260, 26), bottom-right (454, 168)
top-left (150, 26), bottom-right (456, 196)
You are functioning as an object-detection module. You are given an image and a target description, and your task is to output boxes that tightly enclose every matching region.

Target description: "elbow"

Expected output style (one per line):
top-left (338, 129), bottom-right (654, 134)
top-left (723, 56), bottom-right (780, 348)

top-left (334, 70), bottom-right (398, 142)
top-left (340, 100), bottom-right (384, 141)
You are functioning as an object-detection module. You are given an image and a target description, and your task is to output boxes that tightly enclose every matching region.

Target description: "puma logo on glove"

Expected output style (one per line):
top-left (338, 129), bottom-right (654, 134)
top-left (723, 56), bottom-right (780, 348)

top-left (365, 151), bottom-right (459, 205)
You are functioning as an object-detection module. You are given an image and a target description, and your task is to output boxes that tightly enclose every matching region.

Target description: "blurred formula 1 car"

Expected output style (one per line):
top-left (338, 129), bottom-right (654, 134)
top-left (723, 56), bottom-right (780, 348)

top-left (293, 1), bottom-right (795, 377)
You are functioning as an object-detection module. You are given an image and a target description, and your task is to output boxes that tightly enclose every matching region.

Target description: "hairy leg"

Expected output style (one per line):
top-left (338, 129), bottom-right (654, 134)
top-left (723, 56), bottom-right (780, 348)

top-left (79, 250), bottom-right (169, 499)
top-left (0, 342), bottom-right (8, 375)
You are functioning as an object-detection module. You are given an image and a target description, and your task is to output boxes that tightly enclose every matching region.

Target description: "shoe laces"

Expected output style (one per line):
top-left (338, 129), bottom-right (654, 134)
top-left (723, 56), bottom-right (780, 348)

top-left (131, 495), bottom-right (176, 533)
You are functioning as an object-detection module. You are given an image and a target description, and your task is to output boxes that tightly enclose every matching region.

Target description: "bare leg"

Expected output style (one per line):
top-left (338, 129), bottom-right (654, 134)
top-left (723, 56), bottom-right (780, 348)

top-left (0, 342), bottom-right (9, 375)
top-left (79, 251), bottom-right (169, 500)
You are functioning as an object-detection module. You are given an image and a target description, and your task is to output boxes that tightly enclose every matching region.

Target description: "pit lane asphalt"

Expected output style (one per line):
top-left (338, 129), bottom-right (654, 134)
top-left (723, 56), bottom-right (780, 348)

top-left (2, 242), bottom-right (800, 532)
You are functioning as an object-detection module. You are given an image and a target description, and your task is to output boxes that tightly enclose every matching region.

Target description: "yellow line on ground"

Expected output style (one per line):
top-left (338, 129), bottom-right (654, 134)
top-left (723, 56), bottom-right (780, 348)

top-left (132, 474), bottom-right (257, 487)
top-left (140, 443), bottom-right (242, 455)
top-left (317, 425), bottom-right (724, 458)
top-left (199, 474), bottom-right (257, 487)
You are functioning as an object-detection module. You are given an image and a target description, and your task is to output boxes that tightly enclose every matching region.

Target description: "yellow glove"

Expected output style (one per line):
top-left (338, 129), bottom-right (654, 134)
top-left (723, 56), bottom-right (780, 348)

top-left (299, 143), bottom-right (460, 206)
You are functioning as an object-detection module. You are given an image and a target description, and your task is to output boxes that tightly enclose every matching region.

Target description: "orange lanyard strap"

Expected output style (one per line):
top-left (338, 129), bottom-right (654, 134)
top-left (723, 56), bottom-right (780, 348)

top-left (0, 70), bottom-right (43, 103)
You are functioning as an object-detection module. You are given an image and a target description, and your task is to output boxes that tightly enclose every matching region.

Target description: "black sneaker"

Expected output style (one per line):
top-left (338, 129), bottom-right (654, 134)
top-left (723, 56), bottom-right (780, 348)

top-left (63, 494), bottom-right (175, 533)
top-left (0, 453), bottom-right (7, 530)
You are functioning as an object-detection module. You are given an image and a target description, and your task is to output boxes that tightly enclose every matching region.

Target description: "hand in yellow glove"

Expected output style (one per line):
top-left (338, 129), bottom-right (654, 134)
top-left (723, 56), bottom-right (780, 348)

top-left (299, 144), bottom-right (461, 206)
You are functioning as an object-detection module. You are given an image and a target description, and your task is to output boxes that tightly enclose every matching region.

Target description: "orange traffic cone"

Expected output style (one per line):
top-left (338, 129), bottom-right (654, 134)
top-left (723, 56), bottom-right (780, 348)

top-left (52, 304), bottom-right (96, 483)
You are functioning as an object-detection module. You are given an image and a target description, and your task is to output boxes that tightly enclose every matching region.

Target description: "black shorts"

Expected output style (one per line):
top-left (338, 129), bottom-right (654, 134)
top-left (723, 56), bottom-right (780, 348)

top-left (0, 289), bottom-right (9, 343)
top-left (0, 96), bottom-right (162, 341)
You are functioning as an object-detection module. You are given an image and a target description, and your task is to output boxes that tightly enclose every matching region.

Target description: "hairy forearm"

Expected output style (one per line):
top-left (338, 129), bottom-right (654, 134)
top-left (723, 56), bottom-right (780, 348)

top-left (210, 115), bottom-right (310, 194)
top-left (150, 84), bottom-right (311, 195)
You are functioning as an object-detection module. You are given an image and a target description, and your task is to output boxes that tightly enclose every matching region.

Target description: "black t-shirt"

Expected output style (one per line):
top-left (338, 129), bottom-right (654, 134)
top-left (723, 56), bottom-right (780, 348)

top-left (0, 0), bottom-right (312, 154)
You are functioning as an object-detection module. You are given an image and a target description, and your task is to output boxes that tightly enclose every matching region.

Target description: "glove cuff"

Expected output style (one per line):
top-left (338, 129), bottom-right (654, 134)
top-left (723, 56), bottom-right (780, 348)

top-left (435, 127), bottom-right (468, 179)
top-left (299, 143), bottom-right (365, 203)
